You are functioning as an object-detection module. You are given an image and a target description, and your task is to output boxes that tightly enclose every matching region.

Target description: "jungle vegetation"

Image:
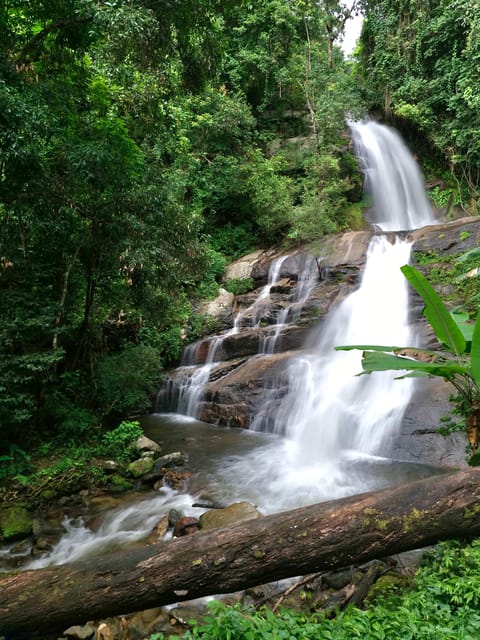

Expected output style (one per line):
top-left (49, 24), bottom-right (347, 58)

top-left (1, 0), bottom-right (479, 479)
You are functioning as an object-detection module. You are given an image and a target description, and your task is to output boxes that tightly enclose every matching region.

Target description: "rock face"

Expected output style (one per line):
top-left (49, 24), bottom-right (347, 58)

top-left (156, 217), bottom-right (480, 468)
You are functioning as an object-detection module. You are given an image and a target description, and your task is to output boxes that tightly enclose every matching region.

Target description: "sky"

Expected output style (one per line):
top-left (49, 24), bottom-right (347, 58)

top-left (341, 10), bottom-right (364, 56)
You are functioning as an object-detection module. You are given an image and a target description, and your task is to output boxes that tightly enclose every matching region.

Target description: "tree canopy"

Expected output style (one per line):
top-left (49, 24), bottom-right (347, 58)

top-left (0, 0), bottom-right (364, 461)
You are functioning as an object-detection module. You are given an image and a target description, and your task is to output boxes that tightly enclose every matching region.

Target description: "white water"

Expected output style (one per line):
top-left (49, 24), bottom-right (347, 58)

top-left (161, 253), bottom-right (318, 418)
top-left (253, 120), bottom-right (435, 469)
top-left (8, 120), bottom-right (438, 571)
top-left (350, 120), bottom-right (435, 231)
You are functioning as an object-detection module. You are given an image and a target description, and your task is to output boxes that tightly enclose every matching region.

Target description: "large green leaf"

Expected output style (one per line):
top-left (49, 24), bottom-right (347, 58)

top-left (452, 311), bottom-right (474, 343)
top-left (470, 312), bottom-right (480, 386)
top-left (361, 350), bottom-right (469, 378)
top-left (335, 345), bottom-right (401, 352)
top-left (401, 265), bottom-right (466, 356)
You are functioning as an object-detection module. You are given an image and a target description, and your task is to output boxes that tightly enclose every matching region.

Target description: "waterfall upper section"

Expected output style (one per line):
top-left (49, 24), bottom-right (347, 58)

top-left (349, 120), bottom-right (436, 232)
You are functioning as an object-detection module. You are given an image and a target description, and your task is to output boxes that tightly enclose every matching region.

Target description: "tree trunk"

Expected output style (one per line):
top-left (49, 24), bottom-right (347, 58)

top-left (2, 469), bottom-right (480, 636)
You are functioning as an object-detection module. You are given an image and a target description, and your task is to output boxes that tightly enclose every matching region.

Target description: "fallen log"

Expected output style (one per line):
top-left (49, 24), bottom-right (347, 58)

top-left (2, 468), bottom-right (480, 636)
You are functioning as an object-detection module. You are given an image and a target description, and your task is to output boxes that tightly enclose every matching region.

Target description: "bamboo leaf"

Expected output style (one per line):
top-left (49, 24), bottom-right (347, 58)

top-left (400, 264), bottom-right (466, 356)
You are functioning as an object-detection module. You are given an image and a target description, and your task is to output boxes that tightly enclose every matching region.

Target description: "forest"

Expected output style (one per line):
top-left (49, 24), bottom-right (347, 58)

top-left (1, 0), bottom-right (480, 636)
top-left (2, 0), bottom-right (478, 471)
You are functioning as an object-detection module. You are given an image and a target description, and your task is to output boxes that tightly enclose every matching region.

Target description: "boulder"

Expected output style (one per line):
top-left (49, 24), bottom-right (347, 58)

top-left (173, 516), bottom-right (200, 537)
top-left (0, 506), bottom-right (33, 541)
top-left (199, 501), bottom-right (262, 530)
top-left (127, 457), bottom-right (154, 478)
top-left (63, 623), bottom-right (96, 639)
top-left (134, 435), bottom-right (161, 456)
top-left (146, 515), bottom-right (170, 543)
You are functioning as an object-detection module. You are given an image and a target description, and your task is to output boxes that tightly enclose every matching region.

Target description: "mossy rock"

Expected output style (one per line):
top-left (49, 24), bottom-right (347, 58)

top-left (127, 457), bottom-right (154, 478)
top-left (199, 501), bottom-right (261, 530)
top-left (0, 505), bottom-right (34, 541)
top-left (108, 474), bottom-right (135, 492)
top-left (365, 572), bottom-right (411, 605)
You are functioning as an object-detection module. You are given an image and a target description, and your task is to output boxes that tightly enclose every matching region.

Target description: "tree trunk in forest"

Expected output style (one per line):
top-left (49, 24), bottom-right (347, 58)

top-left (2, 469), bottom-right (480, 636)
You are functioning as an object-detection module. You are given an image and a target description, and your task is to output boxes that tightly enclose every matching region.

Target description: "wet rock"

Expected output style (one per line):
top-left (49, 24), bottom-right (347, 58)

top-left (34, 535), bottom-right (56, 551)
top-left (161, 469), bottom-right (192, 490)
top-left (143, 452), bottom-right (188, 483)
top-left (101, 460), bottom-right (119, 474)
top-left (106, 474), bottom-right (135, 493)
top-left (146, 514), bottom-right (169, 543)
top-left (224, 249), bottom-right (265, 280)
top-left (200, 288), bottom-right (235, 326)
top-left (199, 501), bottom-right (262, 530)
top-left (168, 508), bottom-right (182, 527)
top-left (32, 514), bottom-right (64, 538)
top-left (323, 569), bottom-right (357, 590)
top-left (94, 623), bottom-right (115, 640)
top-left (0, 506), bottom-right (33, 541)
top-left (173, 516), bottom-right (200, 537)
top-left (63, 623), bottom-right (95, 639)
top-left (127, 457), bottom-right (154, 478)
top-left (122, 608), bottom-right (168, 640)
top-left (134, 435), bottom-right (162, 456)
top-left (9, 538), bottom-right (32, 555)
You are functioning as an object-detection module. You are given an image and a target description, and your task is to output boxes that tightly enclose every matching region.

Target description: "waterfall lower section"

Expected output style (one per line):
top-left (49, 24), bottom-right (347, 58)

top-left (156, 252), bottom-right (324, 425)
top-left (268, 236), bottom-right (415, 462)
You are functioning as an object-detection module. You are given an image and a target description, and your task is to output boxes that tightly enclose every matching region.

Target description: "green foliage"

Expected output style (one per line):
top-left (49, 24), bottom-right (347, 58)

top-left (0, 444), bottom-right (31, 483)
top-left (0, 0), bottom-right (364, 458)
top-left (223, 277), bottom-right (255, 296)
top-left (151, 539), bottom-right (480, 639)
top-left (99, 419), bottom-right (143, 461)
top-left (95, 345), bottom-right (162, 416)
top-left (208, 223), bottom-right (257, 260)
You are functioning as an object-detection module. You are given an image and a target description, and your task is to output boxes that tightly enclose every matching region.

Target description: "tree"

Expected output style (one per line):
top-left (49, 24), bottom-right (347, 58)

top-left (358, 0), bottom-right (480, 213)
top-left (2, 469), bottom-right (480, 636)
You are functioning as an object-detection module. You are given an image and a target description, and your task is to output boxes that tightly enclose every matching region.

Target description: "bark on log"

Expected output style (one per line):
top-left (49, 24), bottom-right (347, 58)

top-left (2, 469), bottom-right (480, 636)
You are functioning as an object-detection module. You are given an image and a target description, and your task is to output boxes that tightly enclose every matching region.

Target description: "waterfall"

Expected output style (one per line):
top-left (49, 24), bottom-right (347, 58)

top-left (157, 254), bottom-right (318, 419)
top-left (349, 120), bottom-right (435, 231)
top-left (259, 120), bottom-right (436, 469)
top-left (3, 121), bottom-right (440, 571)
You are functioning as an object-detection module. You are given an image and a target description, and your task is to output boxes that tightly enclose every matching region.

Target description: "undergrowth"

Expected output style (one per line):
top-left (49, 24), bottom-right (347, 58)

top-left (150, 538), bottom-right (480, 639)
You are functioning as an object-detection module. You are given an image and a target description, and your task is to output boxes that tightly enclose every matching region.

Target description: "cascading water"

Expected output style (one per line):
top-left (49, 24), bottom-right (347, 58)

top-left (3, 121), bottom-right (440, 571)
top-left (350, 120), bottom-right (435, 231)
top-left (260, 255), bottom-right (318, 355)
top-left (157, 253), bottom-right (317, 418)
top-left (261, 120), bottom-right (437, 469)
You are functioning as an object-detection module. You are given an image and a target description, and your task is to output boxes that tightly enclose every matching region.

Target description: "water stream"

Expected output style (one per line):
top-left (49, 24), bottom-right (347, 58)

top-left (3, 120), bottom-right (439, 571)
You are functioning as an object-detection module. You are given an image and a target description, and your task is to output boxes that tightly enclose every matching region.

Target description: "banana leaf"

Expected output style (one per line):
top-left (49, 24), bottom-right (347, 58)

top-left (336, 345), bottom-right (447, 361)
top-left (335, 345), bottom-right (401, 352)
top-left (452, 311), bottom-right (474, 343)
top-left (470, 312), bottom-right (480, 386)
top-left (361, 350), bottom-right (469, 379)
top-left (400, 264), bottom-right (466, 356)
